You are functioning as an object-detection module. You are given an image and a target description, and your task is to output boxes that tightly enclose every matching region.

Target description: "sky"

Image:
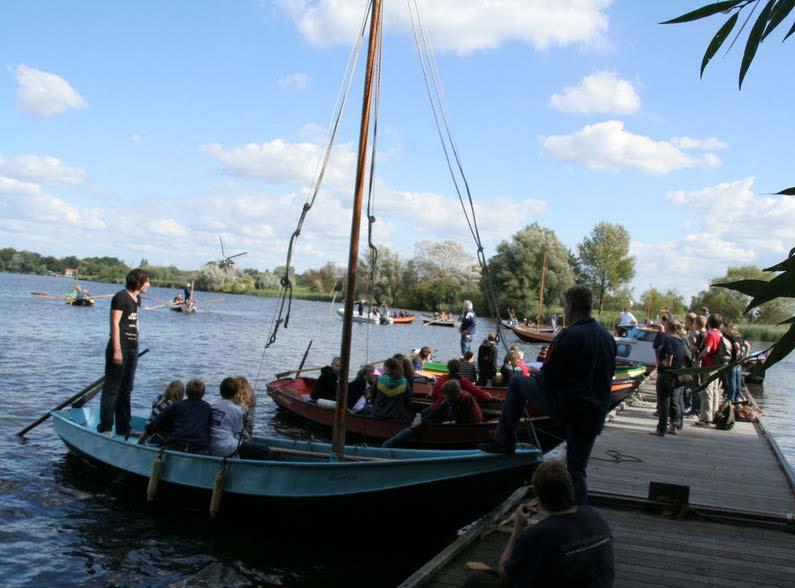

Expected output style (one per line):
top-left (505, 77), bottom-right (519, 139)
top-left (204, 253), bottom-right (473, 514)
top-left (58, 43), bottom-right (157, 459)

top-left (1, 0), bottom-right (794, 300)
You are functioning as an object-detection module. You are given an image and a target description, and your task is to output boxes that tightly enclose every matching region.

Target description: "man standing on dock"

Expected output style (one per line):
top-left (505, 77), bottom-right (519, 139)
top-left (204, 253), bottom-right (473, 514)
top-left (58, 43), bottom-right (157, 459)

top-left (481, 286), bottom-right (616, 505)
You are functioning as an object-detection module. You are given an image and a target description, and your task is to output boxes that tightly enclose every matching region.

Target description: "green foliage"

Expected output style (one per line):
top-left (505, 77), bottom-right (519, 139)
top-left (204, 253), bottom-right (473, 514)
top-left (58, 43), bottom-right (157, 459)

top-left (488, 223), bottom-right (575, 318)
top-left (663, 0), bottom-right (795, 87)
top-left (577, 222), bottom-right (636, 313)
top-left (700, 265), bottom-right (792, 323)
top-left (640, 288), bottom-right (688, 318)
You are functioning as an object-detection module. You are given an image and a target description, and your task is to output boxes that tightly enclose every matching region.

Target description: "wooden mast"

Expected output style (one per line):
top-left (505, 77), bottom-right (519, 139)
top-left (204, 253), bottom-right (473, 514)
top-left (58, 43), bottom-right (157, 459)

top-left (332, 0), bottom-right (383, 458)
top-left (535, 249), bottom-right (547, 332)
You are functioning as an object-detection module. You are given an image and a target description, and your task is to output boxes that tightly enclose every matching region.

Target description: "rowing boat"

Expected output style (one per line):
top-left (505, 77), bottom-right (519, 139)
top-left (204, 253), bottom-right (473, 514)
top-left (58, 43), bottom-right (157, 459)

top-left (510, 324), bottom-right (557, 343)
top-left (390, 314), bottom-right (416, 324)
top-left (422, 316), bottom-right (458, 328)
top-left (169, 300), bottom-right (197, 313)
top-left (67, 296), bottom-right (95, 307)
top-left (336, 308), bottom-right (393, 324)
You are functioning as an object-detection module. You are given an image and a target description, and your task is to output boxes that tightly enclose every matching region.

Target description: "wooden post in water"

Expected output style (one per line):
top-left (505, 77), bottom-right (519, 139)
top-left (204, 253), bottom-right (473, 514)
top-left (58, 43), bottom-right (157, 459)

top-left (332, 0), bottom-right (383, 459)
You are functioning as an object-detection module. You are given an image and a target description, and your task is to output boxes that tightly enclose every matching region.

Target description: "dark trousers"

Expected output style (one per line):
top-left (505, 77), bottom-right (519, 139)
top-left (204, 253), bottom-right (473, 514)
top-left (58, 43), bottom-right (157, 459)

top-left (236, 441), bottom-right (270, 460)
top-left (494, 375), bottom-right (599, 505)
top-left (657, 374), bottom-right (682, 432)
top-left (99, 343), bottom-right (138, 434)
top-left (383, 427), bottom-right (414, 448)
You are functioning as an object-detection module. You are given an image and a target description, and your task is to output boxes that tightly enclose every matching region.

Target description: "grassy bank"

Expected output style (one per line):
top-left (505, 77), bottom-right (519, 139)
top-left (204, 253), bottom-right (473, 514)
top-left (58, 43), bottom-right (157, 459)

top-left (734, 323), bottom-right (788, 343)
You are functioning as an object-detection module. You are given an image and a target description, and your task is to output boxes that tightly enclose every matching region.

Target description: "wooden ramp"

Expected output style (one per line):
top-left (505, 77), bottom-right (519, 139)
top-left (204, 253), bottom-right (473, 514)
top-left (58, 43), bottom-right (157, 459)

top-left (402, 376), bottom-right (795, 587)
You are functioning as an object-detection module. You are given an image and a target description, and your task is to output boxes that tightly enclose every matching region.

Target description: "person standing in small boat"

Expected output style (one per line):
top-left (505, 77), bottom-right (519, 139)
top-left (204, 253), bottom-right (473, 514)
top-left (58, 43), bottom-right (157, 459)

top-left (311, 356), bottom-right (340, 401)
top-left (459, 300), bottom-right (476, 355)
top-left (98, 268), bottom-right (150, 435)
top-left (183, 283), bottom-right (191, 301)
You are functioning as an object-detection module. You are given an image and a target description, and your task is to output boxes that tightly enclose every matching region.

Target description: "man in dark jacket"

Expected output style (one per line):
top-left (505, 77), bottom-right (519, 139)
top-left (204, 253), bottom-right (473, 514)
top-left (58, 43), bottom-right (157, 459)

top-left (311, 356), bottom-right (340, 401)
top-left (477, 333), bottom-right (498, 386)
top-left (481, 286), bottom-right (616, 505)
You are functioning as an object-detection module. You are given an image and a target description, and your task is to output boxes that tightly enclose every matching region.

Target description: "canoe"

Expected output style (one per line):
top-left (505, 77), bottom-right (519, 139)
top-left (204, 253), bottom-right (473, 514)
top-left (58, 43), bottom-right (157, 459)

top-left (169, 301), bottom-right (197, 313)
top-left (51, 407), bottom-right (541, 507)
top-left (67, 297), bottom-right (95, 306)
top-left (336, 308), bottom-right (393, 324)
top-left (422, 316), bottom-right (458, 328)
top-left (267, 378), bottom-right (506, 446)
top-left (510, 325), bottom-right (557, 344)
top-left (390, 315), bottom-right (416, 324)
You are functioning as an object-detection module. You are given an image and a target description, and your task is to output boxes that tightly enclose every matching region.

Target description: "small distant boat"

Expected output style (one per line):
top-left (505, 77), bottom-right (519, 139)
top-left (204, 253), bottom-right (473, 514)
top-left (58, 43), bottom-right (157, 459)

top-left (390, 314), bottom-right (416, 324)
top-left (511, 324), bottom-right (557, 344)
top-left (66, 296), bottom-right (95, 307)
top-left (422, 316), bottom-right (458, 328)
top-left (169, 300), bottom-right (197, 313)
top-left (336, 308), bottom-right (393, 324)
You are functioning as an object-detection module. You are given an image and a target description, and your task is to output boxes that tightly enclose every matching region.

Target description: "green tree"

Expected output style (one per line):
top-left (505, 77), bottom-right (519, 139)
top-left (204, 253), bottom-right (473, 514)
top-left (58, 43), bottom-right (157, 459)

top-left (413, 240), bottom-right (479, 288)
top-left (358, 246), bottom-right (405, 304)
top-left (577, 222), bottom-right (635, 313)
top-left (488, 223), bottom-right (575, 318)
top-left (691, 266), bottom-right (791, 323)
top-left (195, 265), bottom-right (225, 291)
top-left (640, 288), bottom-right (687, 319)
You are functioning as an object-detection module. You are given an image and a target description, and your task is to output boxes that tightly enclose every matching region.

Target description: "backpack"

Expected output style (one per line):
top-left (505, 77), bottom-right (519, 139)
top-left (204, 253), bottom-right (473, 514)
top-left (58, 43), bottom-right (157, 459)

top-left (714, 400), bottom-right (735, 430)
top-left (712, 335), bottom-right (733, 365)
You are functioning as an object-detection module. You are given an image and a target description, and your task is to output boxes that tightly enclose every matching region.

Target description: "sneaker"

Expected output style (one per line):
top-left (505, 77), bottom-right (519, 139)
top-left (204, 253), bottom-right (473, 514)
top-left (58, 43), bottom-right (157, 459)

top-left (693, 420), bottom-right (710, 427)
top-left (96, 424), bottom-right (112, 434)
top-left (649, 430), bottom-right (665, 437)
top-left (478, 441), bottom-right (516, 454)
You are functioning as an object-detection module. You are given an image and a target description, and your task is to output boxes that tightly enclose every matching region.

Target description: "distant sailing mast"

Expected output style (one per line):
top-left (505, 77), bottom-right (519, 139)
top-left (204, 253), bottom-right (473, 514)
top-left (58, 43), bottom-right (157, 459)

top-left (331, 0), bottom-right (384, 459)
top-left (534, 249), bottom-right (548, 332)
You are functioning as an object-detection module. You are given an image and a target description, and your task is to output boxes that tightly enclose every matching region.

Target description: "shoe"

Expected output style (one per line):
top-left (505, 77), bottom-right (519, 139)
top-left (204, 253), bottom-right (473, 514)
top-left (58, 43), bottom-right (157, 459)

top-left (96, 424), bottom-right (111, 434)
top-left (667, 426), bottom-right (677, 435)
top-left (478, 441), bottom-right (516, 454)
top-left (650, 430), bottom-right (665, 437)
top-left (693, 420), bottom-right (710, 427)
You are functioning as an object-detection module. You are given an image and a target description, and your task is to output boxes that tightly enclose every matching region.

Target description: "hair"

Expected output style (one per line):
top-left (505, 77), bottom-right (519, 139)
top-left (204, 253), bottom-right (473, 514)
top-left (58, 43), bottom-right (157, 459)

top-left (441, 379), bottom-right (461, 398)
top-left (509, 349), bottom-right (521, 363)
top-left (665, 320), bottom-right (680, 334)
top-left (707, 313), bottom-right (723, 330)
top-left (383, 357), bottom-right (404, 380)
top-left (331, 356), bottom-right (341, 367)
top-left (234, 376), bottom-right (255, 408)
top-left (126, 268), bottom-right (151, 291)
top-left (731, 326), bottom-right (742, 338)
top-left (463, 300), bottom-right (473, 312)
top-left (701, 306), bottom-right (709, 313)
top-left (685, 312), bottom-right (697, 327)
top-left (463, 351), bottom-right (474, 361)
top-left (220, 376), bottom-right (239, 399)
top-left (419, 346), bottom-right (432, 360)
top-left (186, 379), bottom-right (205, 400)
top-left (447, 358), bottom-right (461, 378)
top-left (357, 364), bottom-right (376, 379)
top-left (531, 460), bottom-right (575, 512)
top-left (163, 380), bottom-right (185, 402)
top-left (696, 314), bottom-right (707, 329)
top-left (487, 332), bottom-right (496, 342)
top-left (564, 285), bottom-right (593, 314)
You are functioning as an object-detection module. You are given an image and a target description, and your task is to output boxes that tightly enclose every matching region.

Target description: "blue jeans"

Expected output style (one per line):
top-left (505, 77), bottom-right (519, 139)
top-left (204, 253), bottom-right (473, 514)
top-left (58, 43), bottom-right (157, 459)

top-left (461, 334), bottom-right (473, 355)
top-left (732, 366), bottom-right (742, 402)
top-left (494, 375), bottom-right (598, 505)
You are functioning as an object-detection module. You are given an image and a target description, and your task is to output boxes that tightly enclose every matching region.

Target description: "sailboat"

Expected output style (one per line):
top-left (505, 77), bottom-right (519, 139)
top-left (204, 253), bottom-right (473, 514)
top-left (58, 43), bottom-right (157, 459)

top-left (511, 249), bottom-right (557, 343)
top-left (48, 0), bottom-right (541, 516)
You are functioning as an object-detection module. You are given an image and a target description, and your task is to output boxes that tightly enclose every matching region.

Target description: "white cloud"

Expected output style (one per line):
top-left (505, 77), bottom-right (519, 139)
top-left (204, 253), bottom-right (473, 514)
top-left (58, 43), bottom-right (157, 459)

top-left (0, 154), bottom-right (86, 184)
top-left (550, 71), bottom-right (640, 115)
top-left (276, 0), bottom-right (611, 54)
top-left (0, 175), bottom-right (104, 230)
top-left (278, 73), bottom-right (310, 90)
top-left (200, 139), bottom-right (356, 186)
top-left (148, 219), bottom-right (189, 238)
top-left (15, 65), bottom-right (87, 117)
top-left (670, 136), bottom-right (729, 150)
top-left (130, 134), bottom-right (143, 143)
top-left (0, 176), bottom-right (41, 196)
top-left (542, 121), bottom-right (722, 174)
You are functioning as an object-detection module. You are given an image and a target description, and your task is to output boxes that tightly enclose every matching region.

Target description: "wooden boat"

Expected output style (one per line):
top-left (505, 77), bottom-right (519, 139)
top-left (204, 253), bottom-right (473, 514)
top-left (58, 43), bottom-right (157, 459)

top-left (66, 296), bottom-right (95, 306)
top-left (51, 406), bottom-right (540, 500)
top-left (422, 316), bottom-right (458, 328)
top-left (511, 324), bottom-right (557, 343)
top-left (267, 378), bottom-right (507, 446)
top-left (169, 300), bottom-right (197, 313)
top-left (390, 314), bottom-right (416, 324)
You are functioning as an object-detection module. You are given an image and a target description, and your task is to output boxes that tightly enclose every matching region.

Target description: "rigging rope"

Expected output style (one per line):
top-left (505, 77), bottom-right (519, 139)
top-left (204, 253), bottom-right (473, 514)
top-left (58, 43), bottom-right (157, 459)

top-left (406, 0), bottom-right (509, 352)
top-left (253, 1), bottom-right (372, 392)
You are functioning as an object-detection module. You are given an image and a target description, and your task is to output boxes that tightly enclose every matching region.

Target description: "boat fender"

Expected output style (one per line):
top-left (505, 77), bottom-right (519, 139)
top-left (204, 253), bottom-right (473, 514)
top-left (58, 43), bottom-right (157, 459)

top-left (210, 459), bottom-right (227, 518)
top-left (317, 399), bottom-right (337, 410)
top-left (147, 450), bottom-right (166, 502)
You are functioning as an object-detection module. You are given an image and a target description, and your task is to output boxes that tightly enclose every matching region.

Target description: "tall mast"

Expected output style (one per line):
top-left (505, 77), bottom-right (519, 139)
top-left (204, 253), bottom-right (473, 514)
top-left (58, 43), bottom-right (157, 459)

top-left (332, 0), bottom-right (383, 458)
top-left (536, 249), bottom-right (547, 331)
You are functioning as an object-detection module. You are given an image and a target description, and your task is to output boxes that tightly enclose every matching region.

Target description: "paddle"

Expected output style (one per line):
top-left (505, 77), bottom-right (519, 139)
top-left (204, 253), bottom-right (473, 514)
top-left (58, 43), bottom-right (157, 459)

top-left (294, 339), bottom-right (313, 379)
top-left (15, 347), bottom-right (150, 437)
top-left (31, 292), bottom-right (64, 299)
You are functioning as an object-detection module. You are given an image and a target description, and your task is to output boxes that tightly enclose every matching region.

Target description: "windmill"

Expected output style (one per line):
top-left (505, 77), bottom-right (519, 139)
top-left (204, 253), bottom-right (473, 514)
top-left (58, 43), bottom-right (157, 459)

top-left (206, 236), bottom-right (247, 280)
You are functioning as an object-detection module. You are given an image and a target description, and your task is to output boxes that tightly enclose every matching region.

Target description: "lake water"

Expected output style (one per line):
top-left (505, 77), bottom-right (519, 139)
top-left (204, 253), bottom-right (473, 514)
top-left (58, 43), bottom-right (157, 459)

top-left (1, 273), bottom-right (793, 586)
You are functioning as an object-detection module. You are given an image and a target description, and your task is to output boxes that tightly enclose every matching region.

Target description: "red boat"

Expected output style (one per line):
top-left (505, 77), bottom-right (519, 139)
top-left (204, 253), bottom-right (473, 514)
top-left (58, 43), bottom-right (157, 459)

top-left (267, 377), bottom-right (504, 447)
top-left (511, 324), bottom-right (557, 344)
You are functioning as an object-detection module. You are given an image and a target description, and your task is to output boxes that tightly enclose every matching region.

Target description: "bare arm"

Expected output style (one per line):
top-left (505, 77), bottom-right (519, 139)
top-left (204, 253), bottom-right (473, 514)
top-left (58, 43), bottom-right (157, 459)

top-left (110, 309), bottom-right (123, 365)
top-left (498, 505), bottom-right (534, 580)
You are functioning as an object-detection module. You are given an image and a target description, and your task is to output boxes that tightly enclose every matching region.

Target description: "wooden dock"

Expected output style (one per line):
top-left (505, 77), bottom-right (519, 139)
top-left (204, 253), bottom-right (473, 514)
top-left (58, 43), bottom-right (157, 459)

top-left (402, 376), bottom-right (795, 588)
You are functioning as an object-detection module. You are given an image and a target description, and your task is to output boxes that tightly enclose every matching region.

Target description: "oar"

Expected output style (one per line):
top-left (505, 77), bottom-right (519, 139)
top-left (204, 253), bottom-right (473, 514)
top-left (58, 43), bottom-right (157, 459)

top-left (91, 294), bottom-right (115, 299)
top-left (294, 340), bottom-right (313, 379)
top-left (73, 348), bottom-right (150, 408)
top-left (15, 348), bottom-right (150, 437)
top-left (144, 304), bottom-right (167, 311)
top-left (202, 297), bottom-right (225, 305)
top-left (275, 365), bottom-right (325, 379)
top-left (31, 292), bottom-right (64, 299)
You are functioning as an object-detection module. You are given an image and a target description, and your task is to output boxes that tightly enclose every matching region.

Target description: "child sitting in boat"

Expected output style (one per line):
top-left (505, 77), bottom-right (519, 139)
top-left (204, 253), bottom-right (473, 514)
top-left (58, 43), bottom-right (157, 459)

top-left (234, 376), bottom-right (256, 436)
top-left (145, 380), bottom-right (185, 444)
top-left (138, 379), bottom-right (212, 453)
top-left (348, 364), bottom-right (377, 411)
top-left (372, 357), bottom-right (410, 421)
top-left (209, 377), bottom-right (269, 460)
top-left (311, 357), bottom-right (340, 402)
top-left (411, 346), bottom-right (432, 371)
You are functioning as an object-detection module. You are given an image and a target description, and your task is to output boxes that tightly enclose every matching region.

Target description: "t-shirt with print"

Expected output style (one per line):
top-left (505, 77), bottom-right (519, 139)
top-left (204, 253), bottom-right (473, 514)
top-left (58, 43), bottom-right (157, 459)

top-left (505, 505), bottom-right (615, 588)
top-left (209, 398), bottom-right (244, 457)
top-left (111, 290), bottom-right (140, 348)
top-left (701, 329), bottom-right (722, 368)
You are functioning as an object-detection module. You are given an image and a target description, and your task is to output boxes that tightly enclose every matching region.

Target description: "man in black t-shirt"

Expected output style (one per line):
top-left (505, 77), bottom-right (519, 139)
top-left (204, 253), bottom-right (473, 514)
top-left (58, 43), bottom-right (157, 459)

top-left (464, 461), bottom-right (614, 588)
top-left (98, 268), bottom-right (151, 435)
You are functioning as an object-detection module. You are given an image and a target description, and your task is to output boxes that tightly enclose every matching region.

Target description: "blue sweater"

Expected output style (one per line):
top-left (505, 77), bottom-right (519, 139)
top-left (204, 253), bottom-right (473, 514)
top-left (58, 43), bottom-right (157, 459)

top-left (145, 398), bottom-right (212, 450)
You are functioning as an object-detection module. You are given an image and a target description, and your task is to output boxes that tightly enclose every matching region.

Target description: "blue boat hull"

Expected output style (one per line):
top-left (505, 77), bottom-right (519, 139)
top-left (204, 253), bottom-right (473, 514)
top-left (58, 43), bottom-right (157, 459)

top-left (51, 408), bottom-right (541, 501)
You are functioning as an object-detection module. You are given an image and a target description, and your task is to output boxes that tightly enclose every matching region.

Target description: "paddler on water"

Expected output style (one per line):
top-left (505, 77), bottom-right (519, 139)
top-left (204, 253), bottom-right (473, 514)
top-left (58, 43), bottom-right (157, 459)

top-left (98, 268), bottom-right (151, 436)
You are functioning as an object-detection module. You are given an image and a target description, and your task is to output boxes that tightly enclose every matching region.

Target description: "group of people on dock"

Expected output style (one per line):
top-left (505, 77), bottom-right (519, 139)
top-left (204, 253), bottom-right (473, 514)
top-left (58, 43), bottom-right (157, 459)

top-left (652, 310), bottom-right (752, 436)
